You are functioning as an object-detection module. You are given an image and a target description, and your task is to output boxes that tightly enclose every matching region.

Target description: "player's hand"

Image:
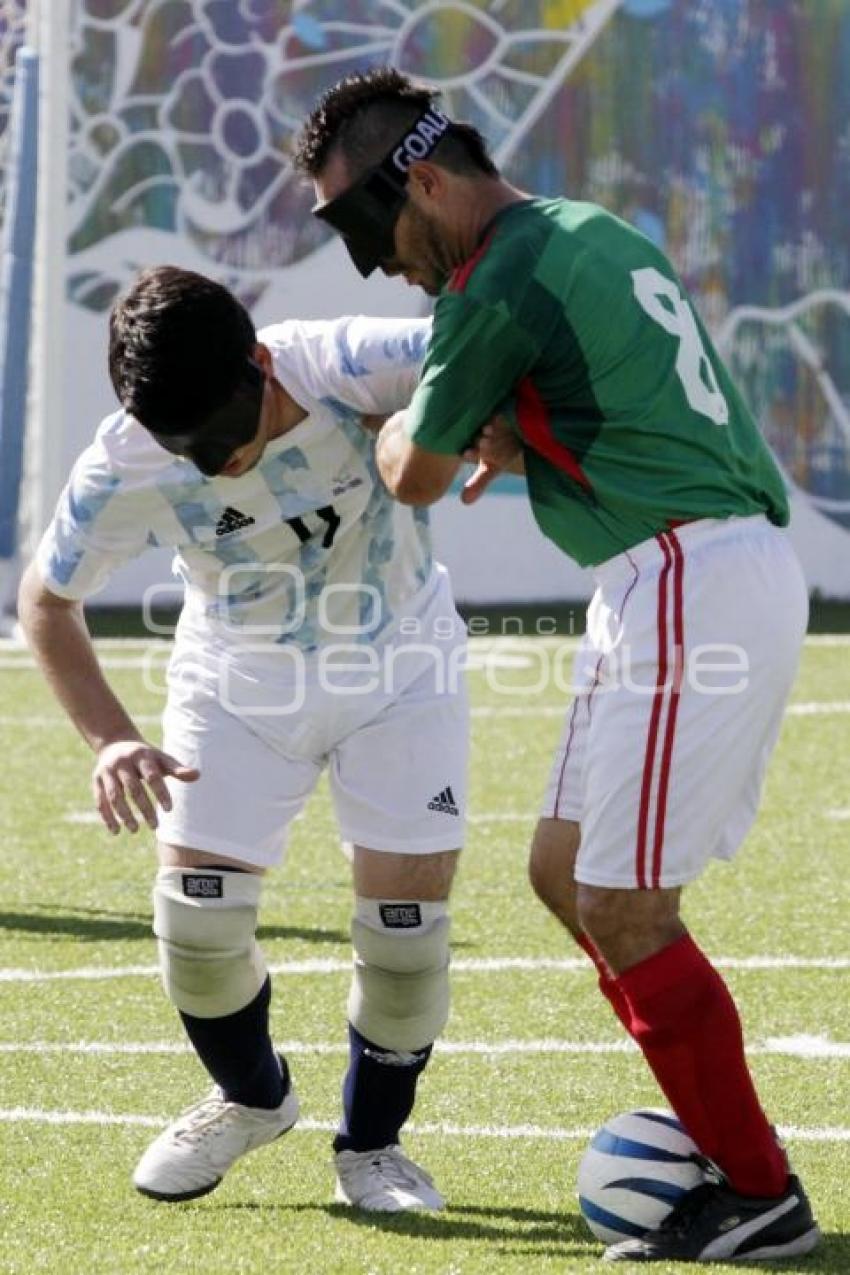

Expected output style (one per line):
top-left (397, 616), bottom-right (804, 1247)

top-left (461, 415), bottom-right (523, 505)
top-left (92, 740), bottom-right (200, 835)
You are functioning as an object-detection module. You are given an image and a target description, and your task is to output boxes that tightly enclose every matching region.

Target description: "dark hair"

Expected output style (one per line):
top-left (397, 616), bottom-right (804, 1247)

top-left (108, 265), bottom-right (256, 434)
top-left (294, 65), bottom-right (498, 182)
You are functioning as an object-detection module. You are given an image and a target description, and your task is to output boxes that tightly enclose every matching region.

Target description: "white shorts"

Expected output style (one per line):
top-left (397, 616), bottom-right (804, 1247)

top-left (542, 516), bottom-right (808, 889)
top-left (157, 572), bottom-right (469, 868)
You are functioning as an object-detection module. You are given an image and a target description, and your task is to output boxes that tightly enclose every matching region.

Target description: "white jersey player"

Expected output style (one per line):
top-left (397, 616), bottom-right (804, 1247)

top-left (18, 266), bottom-right (468, 1213)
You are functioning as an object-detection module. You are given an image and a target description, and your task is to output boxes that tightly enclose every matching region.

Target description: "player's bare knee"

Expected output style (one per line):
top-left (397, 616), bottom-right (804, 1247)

top-left (528, 818), bottom-right (580, 916)
top-left (352, 846), bottom-right (459, 902)
top-left (153, 866), bottom-right (266, 1018)
top-left (157, 842), bottom-right (264, 873)
top-left (348, 898), bottom-right (450, 1052)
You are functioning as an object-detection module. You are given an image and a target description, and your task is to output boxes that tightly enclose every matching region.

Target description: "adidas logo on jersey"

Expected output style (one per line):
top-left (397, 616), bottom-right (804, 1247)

top-left (427, 786), bottom-right (459, 816)
top-left (215, 506), bottom-right (255, 537)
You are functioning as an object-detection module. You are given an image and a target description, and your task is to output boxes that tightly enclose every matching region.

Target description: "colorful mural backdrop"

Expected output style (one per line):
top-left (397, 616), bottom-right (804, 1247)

top-left (2, 0), bottom-right (849, 596)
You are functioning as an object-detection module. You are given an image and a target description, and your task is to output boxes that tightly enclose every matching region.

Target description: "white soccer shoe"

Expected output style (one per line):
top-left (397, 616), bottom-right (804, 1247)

top-left (334, 1145), bottom-right (445, 1212)
top-left (133, 1075), bottom-right (299, 1202)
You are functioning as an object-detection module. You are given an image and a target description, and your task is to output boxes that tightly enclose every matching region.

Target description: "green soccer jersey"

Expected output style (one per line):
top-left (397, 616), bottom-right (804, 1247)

top-left (404, 197), bottom-right (789, 567)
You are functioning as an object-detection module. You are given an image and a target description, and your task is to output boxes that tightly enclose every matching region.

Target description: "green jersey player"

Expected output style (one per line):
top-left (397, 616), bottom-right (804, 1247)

top-left (296, 67), bottom-right (819, 1264)
top-left (402, 194), bottom-right (789, 568)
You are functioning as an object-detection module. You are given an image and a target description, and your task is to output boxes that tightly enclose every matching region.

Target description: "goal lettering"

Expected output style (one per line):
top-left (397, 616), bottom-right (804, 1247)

top-left (631, 267), bottom-right (729, 425)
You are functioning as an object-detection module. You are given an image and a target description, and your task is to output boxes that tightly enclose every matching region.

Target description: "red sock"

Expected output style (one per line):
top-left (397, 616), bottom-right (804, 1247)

top-left (576, 932), bottom-right (633, 1032)
top-left (615, 934), bottom-right (788, 1197)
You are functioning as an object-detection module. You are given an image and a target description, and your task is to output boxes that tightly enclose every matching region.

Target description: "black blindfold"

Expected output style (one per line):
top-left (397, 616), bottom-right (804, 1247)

top-left (313, 105), bottom-right (453, 277)
top-left (147, 359), bottom-right (265, 477)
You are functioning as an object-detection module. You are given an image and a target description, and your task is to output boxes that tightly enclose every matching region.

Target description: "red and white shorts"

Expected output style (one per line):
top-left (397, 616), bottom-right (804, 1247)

top-left (542, 516), bottom-right (808, 889)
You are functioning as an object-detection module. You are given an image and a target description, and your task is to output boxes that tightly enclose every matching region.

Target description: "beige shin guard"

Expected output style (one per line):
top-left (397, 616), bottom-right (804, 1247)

top-left (348, 899), bottom-right (451, 1051)
top-left (152, 867), bottom-right (266, 1018)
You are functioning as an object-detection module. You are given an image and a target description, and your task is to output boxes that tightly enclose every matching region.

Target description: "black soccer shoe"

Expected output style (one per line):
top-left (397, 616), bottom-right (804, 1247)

top-left (603, 1174), bottom-right (820, 1263)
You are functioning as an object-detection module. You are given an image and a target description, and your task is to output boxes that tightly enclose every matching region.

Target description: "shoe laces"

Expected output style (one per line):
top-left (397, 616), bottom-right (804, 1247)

top-left (173, 1092), bottom-right (236, 1146)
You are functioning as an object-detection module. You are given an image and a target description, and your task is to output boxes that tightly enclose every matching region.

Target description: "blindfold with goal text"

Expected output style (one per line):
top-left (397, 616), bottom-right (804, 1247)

top-left (313, 105), bottom-right (454, 277)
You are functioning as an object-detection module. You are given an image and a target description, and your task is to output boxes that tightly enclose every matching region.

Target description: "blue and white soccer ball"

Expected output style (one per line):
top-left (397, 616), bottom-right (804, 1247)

top-left (577, 1109), bottom-right (705, 1244)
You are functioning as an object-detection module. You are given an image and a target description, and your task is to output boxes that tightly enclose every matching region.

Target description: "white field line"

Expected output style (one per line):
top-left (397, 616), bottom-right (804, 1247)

top-left (61, 809), bottom-right (539, 827)
top-left (2, 652), bottom-right (562, 672)
top-left (0, 1109), bottom-right (166, 1128)
top-left (0, 714), bottom-right (162, 727)
top-left (0, 1034), bottom-right (847, 1059)
top-left (2, 955), bottom-right (849, 985)
top-left (61, 805), bottom-right (850, 826)
top-left (1, 639), bottom-right (848, 677)
top-left (785, 701), bottom-right (850, 716)
top-left (0, 1107), bottom-right (846, 1142)
top-left (5, 700), bottom-right (849, 729)
top-left (473, 702), bottom-right (850, 718)
top-left (0, 633), bottom-right (847, 662)
top-left (0, 657), bottom-right (170, 670)
top-left (468, 812), bottom-right (533, 823)
top-left (0, 634), bottom-right (846, 652)
top-left (0, 638), bottom-right (172, 651)
top-left (72, 810), bottom-right (538, 825)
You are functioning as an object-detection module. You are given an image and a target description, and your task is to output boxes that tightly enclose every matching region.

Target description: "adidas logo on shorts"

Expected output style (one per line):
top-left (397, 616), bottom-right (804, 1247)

top-left (215, 506), bottom-right (256, 537)
top-left (427, 785), bottom-right (459, 816)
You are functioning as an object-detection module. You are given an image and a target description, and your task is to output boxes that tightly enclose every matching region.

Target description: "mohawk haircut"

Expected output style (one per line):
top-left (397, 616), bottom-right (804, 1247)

top-left (294, 65), bottom-right (498, 182)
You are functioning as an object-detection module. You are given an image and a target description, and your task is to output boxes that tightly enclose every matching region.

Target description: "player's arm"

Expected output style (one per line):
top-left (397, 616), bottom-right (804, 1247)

top-left (18, 561), bottom-right (144, 754)
top-left (376, 413), bottom-right (463, 504)
top-left (310, 315), bottom-right (432, 420)
top-left (378, 295), bottom-right (537, 506)
top-left (376, 411), bottom-right (523, 505)
top-left (17, 564), bottom-right (198, 835)
top-left (19, 443), bottom-right (198, 833)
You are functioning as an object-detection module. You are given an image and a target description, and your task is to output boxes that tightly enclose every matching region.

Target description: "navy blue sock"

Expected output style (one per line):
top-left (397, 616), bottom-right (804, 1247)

top-left (179, 975), bottom-right (285, 1109)
top-left (334, 1023), bottom-right (432, 1154)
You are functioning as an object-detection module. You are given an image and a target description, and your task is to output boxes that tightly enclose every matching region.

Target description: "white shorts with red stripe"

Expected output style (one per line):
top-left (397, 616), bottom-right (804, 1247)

top-left (542, 515), bottom-right (808, 889)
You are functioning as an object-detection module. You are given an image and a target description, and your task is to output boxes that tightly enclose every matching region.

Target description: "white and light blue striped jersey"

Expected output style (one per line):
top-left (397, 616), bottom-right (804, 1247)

top-left (37, 315), bottom-right (444, 652)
